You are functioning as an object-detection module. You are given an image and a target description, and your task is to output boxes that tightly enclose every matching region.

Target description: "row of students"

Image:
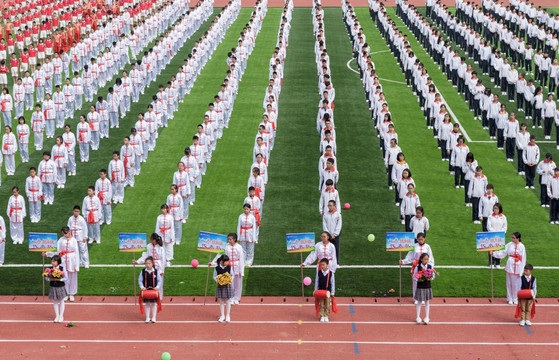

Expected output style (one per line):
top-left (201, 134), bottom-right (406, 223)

top-left (315, 2), bottom-right (343, 265)
top-left (151, 0), bottom-right (244, 268)
top-left (239, 2), bottom-right (291, 271)
top-left (0, 0), bottom-right (190, 110)
top-left (0, 3), bottom-right (210, 244)
top-left (1, 0), bottom-right (212, 246)
top-left (399, 2), bottom-right (559, 225)
top-left (0, 2), bottom-right (208, 188)
top-left (429, 0), bottom-right (559, 146)
top-left (348, 2), bottom-right (431, 238)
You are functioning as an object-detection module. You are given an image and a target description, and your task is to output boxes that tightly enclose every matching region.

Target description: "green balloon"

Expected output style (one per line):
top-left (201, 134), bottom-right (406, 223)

top-left (161, 352), bottom-right (171, 360)
top-left (367, 234), bottom-right (375, 242)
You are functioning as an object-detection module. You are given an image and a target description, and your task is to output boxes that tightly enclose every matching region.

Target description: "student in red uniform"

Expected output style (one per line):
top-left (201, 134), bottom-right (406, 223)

top-left (10, 53), bottom-right (19, 83)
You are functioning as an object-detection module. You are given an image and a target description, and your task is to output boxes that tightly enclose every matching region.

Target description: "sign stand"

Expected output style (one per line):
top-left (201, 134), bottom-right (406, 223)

top-left (133, 252), bottom-right (137, 306)
top-left (490, 262), bottom-right (494, 301)
top-left (300, 252), bottom-right (305, 300)
top-left (399, 252), bottom-right (402, 301)
top-left (42, 255), bottom-right (45, 304)
top-left (204, 252), bottom-right (212, 306)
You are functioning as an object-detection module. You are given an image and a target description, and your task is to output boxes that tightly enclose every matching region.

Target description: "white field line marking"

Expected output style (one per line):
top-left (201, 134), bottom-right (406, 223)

top-left (2, 302), bottom-right (559, 307)
top-left (346, 58), bottom-right (360, 74)
top-left (0, 339), bottom-right (558, 346)
top-left (1, 319), bottom-right (558, 325)
top-left (346, 57), bottom-right (407, 84)
top-left (3, 264), bottom-right (559, 269)
top-left (469, 140), bottom-right (557, 144)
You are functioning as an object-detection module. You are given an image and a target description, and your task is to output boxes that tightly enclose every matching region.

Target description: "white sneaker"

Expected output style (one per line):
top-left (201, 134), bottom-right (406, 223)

top-left (496, 265), bottom-right (502, 269)
top-left (64, 296), bottom-right (69, 301)
top-left (145, 319), bottom-right (150, 323)
top-left (525, 320), bottom-right (532, 326)
top-left (423, 318), bottom-right (430, 324)
top-left (323, 317), bottom-right (329, 322)
top-left (54, 316), bottom-right (60, 323)
top-left (416, 317), bottom-right (422, 324)
top-left (389, 186), bottom-right (393, 190)
top-left (320, 316), bottom-right (325, 322)
top-left (218, 315), bottom-right (225, 323)
top-left (182, 219), bottom-right (186, 223)
top-left (58, 316), bottom-right (63, 323)
top-left (414, 300), bottom-right (418, 305)
top-left (69, 295), bottom-right (75, 302)
top-left (151, 318), bottom-right (156, 323)
top-left (519, 320), bottom-right (525, 326)
top-left (190, 201), bottom-right (194, 206)
top-left (401, 220), bottom-right (405, 225)
top-left (166, 261), bottom-right (171, 267)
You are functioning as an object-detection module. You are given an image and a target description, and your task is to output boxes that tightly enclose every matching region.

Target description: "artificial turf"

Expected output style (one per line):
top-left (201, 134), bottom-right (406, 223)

top-left (2, 7), bottom-right (558, 298)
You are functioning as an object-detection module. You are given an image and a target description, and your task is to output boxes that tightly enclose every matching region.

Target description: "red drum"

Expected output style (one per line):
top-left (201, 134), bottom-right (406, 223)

top-left (313, 290), bottom-right (331, 299)
top-left (517, 289), bottom-right (533, 299)
top-left (141, 289), bottom-right (159, 299)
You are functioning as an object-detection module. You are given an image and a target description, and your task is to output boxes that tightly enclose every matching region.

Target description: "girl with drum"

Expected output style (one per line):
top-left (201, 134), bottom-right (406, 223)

top-left (138, 256), bottom-right (162, 323)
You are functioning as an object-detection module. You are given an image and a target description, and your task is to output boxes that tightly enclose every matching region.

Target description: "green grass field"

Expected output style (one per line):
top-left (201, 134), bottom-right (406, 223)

top-left (1, 7), bottom-right (558, 299)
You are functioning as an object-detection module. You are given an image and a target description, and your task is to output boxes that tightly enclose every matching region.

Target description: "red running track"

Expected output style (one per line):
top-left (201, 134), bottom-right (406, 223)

top-left (1, 296), bottom-right (558, 359)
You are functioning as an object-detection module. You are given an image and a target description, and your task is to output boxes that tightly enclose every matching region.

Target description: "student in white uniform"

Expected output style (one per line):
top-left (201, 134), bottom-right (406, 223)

top-left (108, 151), bottom-right (125, 203)
top-left (120, 137), bottom-right (136, 187)
top-left (301, 231), bottom-right (337, 273)
top-left (82, 186), bottom-right (101, 244)
top-left (95, 170), bottom-right (113, 225)
top-left (237, 204), bottom-right (258, 266)
top-left (2, 125), bottom-right (17, 175)
top-left (409, 206), bottom-right (430, 239)
top-left (156, 204), bottom-right (174, 267)
top-left (51, 136), bottom-right (68, 189)
top-left (7, 186), bottom-right (25, 244)
top-left (16, 116), bottom-right (30, 163)
top-left (25, 167), bottom-right (42, 223)
top-left (62, 124), bottom-right (76, 176)
top-left (77, 115), bottom-right (91, 162)
top-left (166, 185), bottom-right (183, 245)
top-left (322, 200), bottom-right (342, 265)
top-left (67, 206), bottom-right (89, 269)
top-left (44, 226), bottom-right (80, 302)
top-left (211, 233), bottom-right (245, 304)
top-left (400, 232), bottom-right (435, 302)
top-left (491, 232), bottom-right (526, 305)
top-left (38, 151), bottom-right (56, 204)
top-left (487, 202), bottom-right (508, 268)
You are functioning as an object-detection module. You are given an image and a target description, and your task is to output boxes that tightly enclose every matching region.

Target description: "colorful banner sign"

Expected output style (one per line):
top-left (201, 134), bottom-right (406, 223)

top-left (476, 231), bottom-right (506, 252)
top-left (28, 232), bottom-right (58, 252)
top-left (197, 231), bottom-right (227, 253)
top-left (286, 233), bottom-right (315, 253)
top-left (118, 233), bottom-right (147, 252)
top-left (385, 232), bottom-right (415, 252)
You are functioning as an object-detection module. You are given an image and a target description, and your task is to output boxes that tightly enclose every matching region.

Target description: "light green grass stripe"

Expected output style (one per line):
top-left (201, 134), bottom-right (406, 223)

top-left (0, 11), bottom-right (220, 268)
top-left (356, 7), bottom-right (558, 269)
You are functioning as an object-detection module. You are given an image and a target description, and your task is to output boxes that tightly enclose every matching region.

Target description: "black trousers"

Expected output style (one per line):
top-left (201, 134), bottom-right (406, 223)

top-left (525, 164), bottom-right (536, 187)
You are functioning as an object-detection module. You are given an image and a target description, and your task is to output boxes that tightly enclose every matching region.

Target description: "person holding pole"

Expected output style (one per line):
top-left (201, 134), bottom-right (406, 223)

top-left (43, 226), bottom-right (79, 302)
top-left (301, 231), bottom-right (337, 273)
top-left (134, 233), bottom-right (166, 300)
top-left (491, 232), bottom-right (526, 305)
top-left (487, 203), bottom-right (508, 268)
top-left (211, 233), bottom-right (244, 305)
top-left (400, 232), bottom-right (434, 304)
